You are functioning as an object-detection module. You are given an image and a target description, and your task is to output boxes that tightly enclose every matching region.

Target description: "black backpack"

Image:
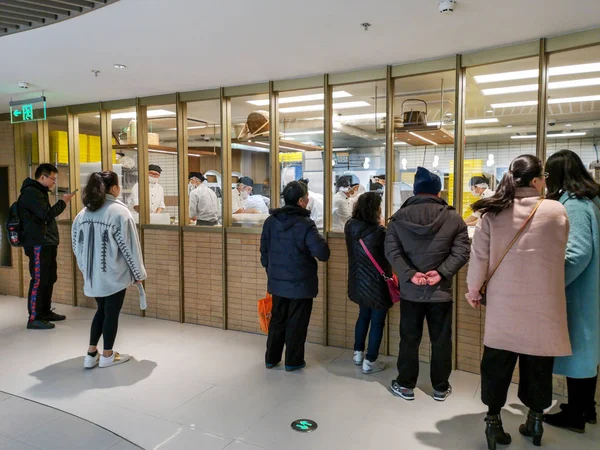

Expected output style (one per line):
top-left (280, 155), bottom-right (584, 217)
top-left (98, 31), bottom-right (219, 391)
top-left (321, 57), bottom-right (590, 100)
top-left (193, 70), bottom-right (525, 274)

top-left (5, 195), bottom-right (23, 247)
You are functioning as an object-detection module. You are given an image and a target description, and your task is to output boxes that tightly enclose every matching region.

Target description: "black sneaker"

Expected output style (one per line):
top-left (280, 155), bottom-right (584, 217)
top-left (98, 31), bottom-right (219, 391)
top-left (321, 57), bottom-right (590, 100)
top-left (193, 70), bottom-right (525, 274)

top-left (27, 320), bottom-right (55, 330)
top-left (39, 310), bottom-right (66, 321)
top-left (433, 385), bottom-right (452, 402)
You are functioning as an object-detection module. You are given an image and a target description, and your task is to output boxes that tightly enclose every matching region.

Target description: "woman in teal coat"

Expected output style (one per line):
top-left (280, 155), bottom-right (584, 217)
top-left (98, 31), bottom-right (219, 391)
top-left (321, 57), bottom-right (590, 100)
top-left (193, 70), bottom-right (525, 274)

top-left (544, 149), bottom-right (600, 433)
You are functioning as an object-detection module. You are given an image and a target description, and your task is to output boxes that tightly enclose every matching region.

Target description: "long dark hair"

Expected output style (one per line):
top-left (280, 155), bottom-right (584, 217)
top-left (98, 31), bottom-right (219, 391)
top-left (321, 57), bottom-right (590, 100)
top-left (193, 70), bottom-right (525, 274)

top-left (545, 149), bottom-right (600, 201)
top-left (472, 154), bottom-right (543, 216)
top-left (352, 192), bottom-right (382, 225)
top-left (83, 171), bottom-right (119, 212)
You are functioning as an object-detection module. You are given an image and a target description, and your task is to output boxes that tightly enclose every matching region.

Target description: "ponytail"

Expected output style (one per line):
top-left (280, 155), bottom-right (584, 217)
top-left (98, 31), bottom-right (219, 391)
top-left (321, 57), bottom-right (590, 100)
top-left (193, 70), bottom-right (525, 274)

top-left (472, 154), bottom-right (543, 216)
top-left (83, 171), bottom-right (119, 212)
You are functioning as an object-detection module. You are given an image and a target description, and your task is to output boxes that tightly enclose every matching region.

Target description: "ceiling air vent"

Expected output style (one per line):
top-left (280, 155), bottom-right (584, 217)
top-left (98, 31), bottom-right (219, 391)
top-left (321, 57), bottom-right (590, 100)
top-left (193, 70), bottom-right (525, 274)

top-left (0, 0), bottom-right (120, 37)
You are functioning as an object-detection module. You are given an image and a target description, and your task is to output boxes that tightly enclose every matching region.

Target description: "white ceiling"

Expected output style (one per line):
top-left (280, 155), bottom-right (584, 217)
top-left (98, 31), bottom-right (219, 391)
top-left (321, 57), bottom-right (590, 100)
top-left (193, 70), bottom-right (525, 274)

top-left (1, 0), bottom-right (600, 114)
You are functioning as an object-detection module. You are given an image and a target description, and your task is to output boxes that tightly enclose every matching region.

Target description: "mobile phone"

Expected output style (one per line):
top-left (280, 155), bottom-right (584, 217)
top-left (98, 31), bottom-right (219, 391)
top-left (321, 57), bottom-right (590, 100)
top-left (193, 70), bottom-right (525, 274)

top-left (70, 189), bottom-right (79, 195)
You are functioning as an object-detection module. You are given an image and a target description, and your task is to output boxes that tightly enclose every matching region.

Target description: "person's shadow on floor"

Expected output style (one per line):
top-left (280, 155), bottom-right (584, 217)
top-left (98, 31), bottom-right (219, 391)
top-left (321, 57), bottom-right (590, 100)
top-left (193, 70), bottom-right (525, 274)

top-left (26, 357), bottom-right (157, 399)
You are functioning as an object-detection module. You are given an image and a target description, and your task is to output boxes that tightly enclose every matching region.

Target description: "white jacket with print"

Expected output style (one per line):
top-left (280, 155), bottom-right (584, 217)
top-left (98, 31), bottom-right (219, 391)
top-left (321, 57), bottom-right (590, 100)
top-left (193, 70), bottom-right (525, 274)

top-left (72, 195), bottom-right (147, 298)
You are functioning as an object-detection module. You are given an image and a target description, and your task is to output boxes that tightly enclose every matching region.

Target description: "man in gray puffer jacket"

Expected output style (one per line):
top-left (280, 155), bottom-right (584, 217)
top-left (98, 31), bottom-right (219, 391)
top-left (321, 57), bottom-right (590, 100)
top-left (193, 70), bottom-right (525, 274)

top-left (385, 167), bottom-right (470, 402)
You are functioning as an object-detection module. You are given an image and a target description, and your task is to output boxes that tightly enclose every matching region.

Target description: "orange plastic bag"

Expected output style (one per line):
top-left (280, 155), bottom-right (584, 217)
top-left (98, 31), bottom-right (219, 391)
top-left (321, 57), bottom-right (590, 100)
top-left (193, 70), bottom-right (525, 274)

top-left (258, 293), bottom-right (273, 334)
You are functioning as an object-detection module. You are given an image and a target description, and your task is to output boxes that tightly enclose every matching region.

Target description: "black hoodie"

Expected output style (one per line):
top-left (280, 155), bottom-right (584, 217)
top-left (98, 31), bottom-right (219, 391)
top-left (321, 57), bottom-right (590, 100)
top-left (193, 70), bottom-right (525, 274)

top-left (345, 218), bottom-right (392, 310)
top-left (385, 195), bottom-right (469, 302)
top-left (18, 178), bottom-right (66, 247)
top-left (260, 205), bottom-right (330, 299)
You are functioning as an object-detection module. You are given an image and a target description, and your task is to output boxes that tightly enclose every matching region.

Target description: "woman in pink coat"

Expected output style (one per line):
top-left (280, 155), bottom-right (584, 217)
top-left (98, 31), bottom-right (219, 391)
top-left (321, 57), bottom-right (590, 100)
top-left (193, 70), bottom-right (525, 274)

top-left (466, 154), bottom-right (571, 449)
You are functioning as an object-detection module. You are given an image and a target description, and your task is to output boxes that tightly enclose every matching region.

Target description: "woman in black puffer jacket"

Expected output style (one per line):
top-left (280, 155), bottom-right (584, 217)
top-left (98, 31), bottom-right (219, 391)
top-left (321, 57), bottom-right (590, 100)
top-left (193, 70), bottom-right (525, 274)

top-left (345, 192), bottom-right (393, 374)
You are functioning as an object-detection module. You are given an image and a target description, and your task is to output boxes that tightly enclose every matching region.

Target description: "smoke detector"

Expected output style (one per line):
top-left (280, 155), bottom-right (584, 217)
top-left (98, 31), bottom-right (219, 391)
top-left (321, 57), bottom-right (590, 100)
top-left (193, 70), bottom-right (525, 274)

top-left (17, 81), bottom-right (29, 89)
top-left (439, 0), bottom-right (457, 14)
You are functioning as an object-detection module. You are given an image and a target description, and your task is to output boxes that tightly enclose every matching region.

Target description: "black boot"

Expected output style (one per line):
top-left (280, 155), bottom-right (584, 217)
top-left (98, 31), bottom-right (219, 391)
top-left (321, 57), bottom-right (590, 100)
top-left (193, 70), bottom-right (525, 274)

top-left (545, 404), bottom-right (585, 433)
top-left (485, 414), bottom-right (512, 450)
top-left (560, 402), bottom-right (598, 424)
top-left (519, 410), bottom-right (544, 446)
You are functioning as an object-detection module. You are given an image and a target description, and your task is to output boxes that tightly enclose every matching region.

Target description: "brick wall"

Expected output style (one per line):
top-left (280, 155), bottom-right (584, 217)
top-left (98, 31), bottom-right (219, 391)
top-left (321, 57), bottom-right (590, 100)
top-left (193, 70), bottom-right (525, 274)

top-left (226, 233), bottom-right (267, 334)
top-left (0, 122), bottom-right (20, 296)
top-left (183, 230), bottom-right (224, 328)
top-left (52, 223), bottom-right (73, 305)
top-left (143, 228), bottom-right (180, 321)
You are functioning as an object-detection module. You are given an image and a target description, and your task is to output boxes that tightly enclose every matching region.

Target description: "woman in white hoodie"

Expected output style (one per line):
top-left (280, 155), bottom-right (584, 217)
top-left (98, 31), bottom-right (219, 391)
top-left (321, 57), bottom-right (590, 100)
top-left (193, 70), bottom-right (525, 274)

top-left (72, 171), bottom-right (147, 369)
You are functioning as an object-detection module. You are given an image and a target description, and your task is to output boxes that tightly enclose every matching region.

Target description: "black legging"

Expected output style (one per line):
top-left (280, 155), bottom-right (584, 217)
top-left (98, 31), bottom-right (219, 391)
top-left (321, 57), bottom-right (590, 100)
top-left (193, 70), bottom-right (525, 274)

top-left (89, 289), bottom-right (126, 350)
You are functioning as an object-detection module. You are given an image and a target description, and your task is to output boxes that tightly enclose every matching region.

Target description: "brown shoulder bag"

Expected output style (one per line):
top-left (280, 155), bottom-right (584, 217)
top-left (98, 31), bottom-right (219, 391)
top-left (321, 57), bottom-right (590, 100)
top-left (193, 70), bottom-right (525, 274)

top-left (479, 199), bottom-right (544, 305)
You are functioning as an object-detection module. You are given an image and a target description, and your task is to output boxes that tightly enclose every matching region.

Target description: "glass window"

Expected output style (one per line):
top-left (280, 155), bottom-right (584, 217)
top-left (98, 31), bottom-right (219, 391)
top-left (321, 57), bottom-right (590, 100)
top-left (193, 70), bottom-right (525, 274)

top-left (185, 99), bottom-right (222, 226)
top-left (146, 104), bottom-right (178, 225)
top-left (77, 111), bottom-right (101, 205)
top-left (47, 115), bottom-right (71, 220)
top-left (229, 94), bottom-right (271, 228)
top-left (546, 45), bottom-right (600, 173)
top-left (463, 57), bottom-right (539, 220)
top-left (110, 107), bottom-right (140, 222)
top-left (393, 71), bottom-right (456, 215)
top-left (331, 80), bottom-right (386, 231)
top-left (277, 88), bottom-right (324, 228)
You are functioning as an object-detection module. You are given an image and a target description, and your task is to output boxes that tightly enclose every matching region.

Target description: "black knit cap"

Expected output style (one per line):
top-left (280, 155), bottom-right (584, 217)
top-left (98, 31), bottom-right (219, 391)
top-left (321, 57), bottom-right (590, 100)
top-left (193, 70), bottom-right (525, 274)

top-left (413, 167), bottom-right (441, 195)
top-left (148, 164), bottom-right (162, 173)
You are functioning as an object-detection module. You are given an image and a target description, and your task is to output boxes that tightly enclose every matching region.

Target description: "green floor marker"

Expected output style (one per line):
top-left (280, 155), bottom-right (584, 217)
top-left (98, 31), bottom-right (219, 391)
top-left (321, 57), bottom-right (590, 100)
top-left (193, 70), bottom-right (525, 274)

top-left (291, 419), bottom-right (318, 433)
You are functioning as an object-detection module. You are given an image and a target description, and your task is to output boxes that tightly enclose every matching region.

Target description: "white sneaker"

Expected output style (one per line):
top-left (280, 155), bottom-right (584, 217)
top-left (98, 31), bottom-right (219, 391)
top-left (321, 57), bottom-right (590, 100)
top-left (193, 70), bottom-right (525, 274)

top-left (84, 353), bottom-right (99, 369)
top-left (99, 352), bottom-right (131, 368)
top-left (362, 359), bottom-right (385, 374)
top-left (353, 351), bottom-right (364, 365)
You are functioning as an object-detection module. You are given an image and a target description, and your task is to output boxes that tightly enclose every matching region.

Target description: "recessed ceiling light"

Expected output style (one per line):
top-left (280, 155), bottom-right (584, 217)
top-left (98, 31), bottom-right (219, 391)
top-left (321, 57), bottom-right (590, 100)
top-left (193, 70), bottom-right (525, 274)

top-left (113, 64), bottom-right (127, 69)
top-left (511, 132), bottom-right (587, 140)
top-left (445, 113), bottom-right (453, 117)
top-left (565, 123), bottom-right (572, 127)
top-left (474, 62), bottom-right (600, 84)
top-left (280, 101), bottom-right (370, 114)
top-left (491, 95), bottom-right (600, 109)
top-left (486, 110), bottom-right (494, 113)
top-left (506, 125), bottom-right (513, 128)
top-left (248, 91), bottom-right (352, 106)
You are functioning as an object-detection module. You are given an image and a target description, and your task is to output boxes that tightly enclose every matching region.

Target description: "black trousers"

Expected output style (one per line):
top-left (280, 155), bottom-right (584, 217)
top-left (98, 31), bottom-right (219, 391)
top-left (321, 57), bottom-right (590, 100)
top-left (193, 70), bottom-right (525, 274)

top-left (396, 300), bottom-right (453, 391)
top-left (89, 289), bottom-right (126, 350)
top-left (265, 296), bottom-right (313, 367)
top-left (567, 372), bottom-right (598, 414)
top-left (24, 245), bottom-right (58, 321)
top-left (481, 346), bottom-right (554, 414)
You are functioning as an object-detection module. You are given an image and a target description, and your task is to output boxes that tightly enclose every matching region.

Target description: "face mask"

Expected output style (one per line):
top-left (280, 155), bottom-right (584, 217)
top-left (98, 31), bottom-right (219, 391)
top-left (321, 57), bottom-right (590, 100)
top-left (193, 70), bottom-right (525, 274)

top-left (188, 183), bottom-right (196, 194)
top-left (471, 189), bottom-right (479, 197)
top-left (241, 191), bottom-right (250, 200)
top-left (349, 189), bottom-right (358, 198)
top-left (149, 176), bottom-right (158, 184)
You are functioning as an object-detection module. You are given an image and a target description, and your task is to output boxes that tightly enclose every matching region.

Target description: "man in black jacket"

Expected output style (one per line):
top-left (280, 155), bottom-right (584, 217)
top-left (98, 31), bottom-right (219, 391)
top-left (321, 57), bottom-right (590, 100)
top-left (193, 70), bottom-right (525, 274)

top-left (385, 167), bottom-right (470, 402)
top-left (19, 164), bottom-right (75, 330)
top-left (260, 181), bottom-right (330, 371)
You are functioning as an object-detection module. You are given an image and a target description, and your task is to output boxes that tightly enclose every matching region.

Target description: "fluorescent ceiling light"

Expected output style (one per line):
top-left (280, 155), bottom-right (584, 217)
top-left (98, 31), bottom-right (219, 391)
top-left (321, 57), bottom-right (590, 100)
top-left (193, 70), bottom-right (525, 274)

top-left (428, 118), bottom-right (498, 126)
top-left (482, 77), bottom-right (600, 96)
top-left (282, 130), bottom-right (325, 136)
top-left (409, 132), bottom-right (438, 146)
top-left (247, 91), bottom-right (352, 106)
top-left (333, 113), bottom-right (386, 121)
top-left (474, 63), bottom-right (600, 84)
top-left (394, 142), bottom-right (408, 146)
top-left (492, 95), bottom-right (600, 109)
top-left (511, 132), bottom-right (587, 140)
top-left (98, 109), bottom-right (176, 120)
top-left (231, 143), bottom-right (269, 153)
top-left (280, 101), bottom-right (370, 114)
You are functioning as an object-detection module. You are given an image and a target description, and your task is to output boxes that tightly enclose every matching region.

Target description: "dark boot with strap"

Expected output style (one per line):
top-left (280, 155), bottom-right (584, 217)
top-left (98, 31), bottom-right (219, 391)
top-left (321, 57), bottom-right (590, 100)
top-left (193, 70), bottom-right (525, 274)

top-left (485, 414), bottom-right (512, 450)
top-left (519, 410), bottom-right (544, 446)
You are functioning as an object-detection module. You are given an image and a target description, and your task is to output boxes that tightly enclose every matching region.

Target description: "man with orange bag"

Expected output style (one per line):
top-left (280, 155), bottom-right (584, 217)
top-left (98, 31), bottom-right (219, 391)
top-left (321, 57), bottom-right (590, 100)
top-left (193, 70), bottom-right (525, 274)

top-left (260, 181), bottom-right (330, 371)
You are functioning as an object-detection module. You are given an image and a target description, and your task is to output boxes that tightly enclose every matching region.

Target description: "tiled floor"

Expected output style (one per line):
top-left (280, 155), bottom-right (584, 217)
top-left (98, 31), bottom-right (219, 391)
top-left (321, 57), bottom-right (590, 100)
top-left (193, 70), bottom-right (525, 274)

top-left (0, 295), bottom-right (598, 450)
top-left (0, 391), bottom-right (140, 450)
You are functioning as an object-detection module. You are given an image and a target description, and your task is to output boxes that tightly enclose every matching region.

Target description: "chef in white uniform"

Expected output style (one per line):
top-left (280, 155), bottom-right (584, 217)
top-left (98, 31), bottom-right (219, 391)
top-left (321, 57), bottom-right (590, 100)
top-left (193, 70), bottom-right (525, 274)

top-left (332, 174), bottom-right (360, 230)
top-left (299, 178), bottom-right (324, 228)
top-left (129, 164), bottom-right (166, 214)
top-left (189, 172), bottom-right (220, 226)
top-left (465, 175), bottom-right (495, 226)
top-left (232, 176), bottom-right (269, 215)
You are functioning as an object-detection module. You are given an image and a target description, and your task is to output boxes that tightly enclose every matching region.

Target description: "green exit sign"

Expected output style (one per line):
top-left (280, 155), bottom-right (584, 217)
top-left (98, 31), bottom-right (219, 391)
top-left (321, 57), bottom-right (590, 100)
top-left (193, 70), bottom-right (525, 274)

top-left (10, 97), bottom-right (47, 124)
